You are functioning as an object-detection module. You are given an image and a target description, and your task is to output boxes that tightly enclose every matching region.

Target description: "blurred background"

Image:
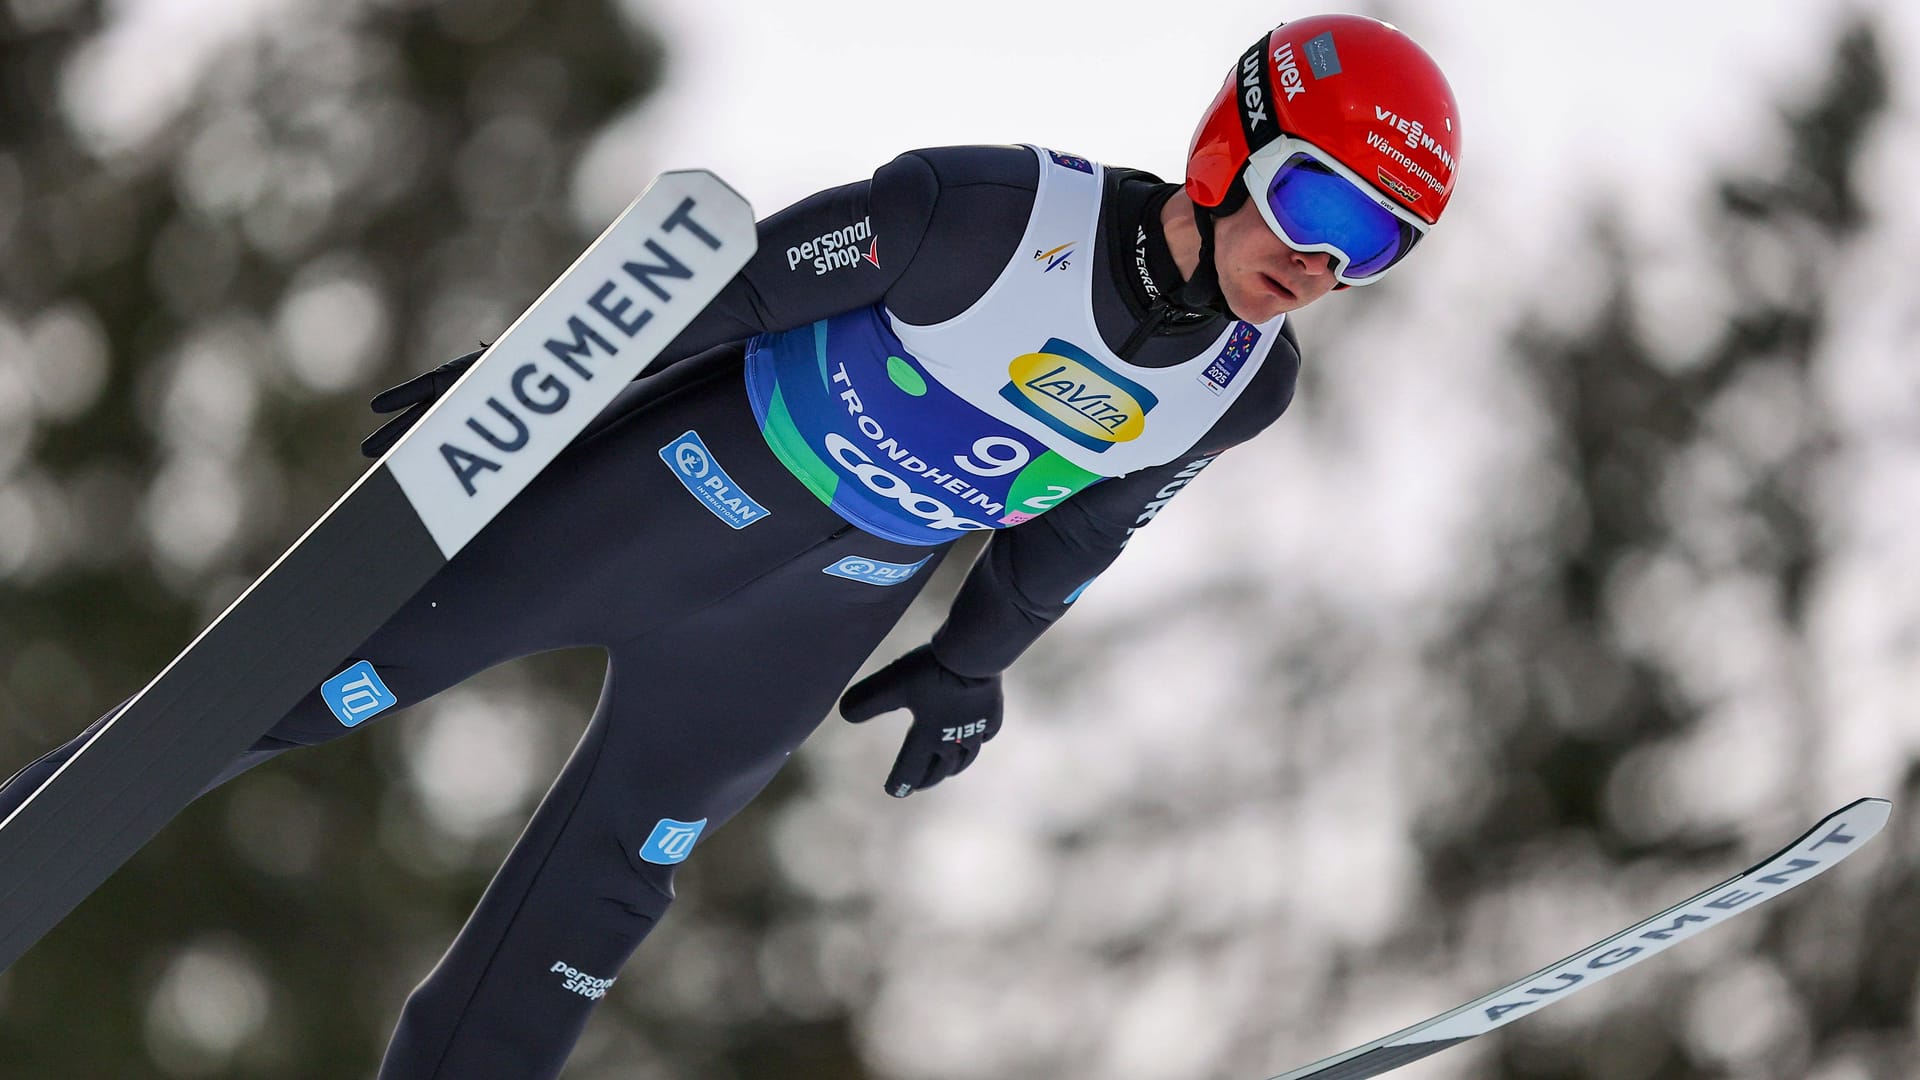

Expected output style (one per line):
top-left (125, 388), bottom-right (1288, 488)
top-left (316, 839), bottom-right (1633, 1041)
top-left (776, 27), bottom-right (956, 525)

top-left (2, 0), bottom-right (1918, 1077)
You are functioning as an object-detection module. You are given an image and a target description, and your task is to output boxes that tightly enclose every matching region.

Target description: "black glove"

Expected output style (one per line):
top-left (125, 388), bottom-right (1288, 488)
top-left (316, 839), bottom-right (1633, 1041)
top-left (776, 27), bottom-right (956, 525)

top-left (359, 346), bottom-right (487, 458)
top-left (840, 645), bottom-right (1004, 798)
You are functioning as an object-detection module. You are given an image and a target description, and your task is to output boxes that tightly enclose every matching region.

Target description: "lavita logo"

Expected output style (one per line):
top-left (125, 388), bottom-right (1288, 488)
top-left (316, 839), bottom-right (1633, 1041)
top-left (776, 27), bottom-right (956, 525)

top-left (1000, 339), bottom-right (1158, 453)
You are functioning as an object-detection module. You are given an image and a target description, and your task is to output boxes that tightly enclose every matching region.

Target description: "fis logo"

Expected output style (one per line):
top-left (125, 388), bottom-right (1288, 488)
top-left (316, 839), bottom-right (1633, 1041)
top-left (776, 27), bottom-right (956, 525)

top-left (1034, 242), bottom-right (1075, 273)
top-left (660, 430), bottom-right (769, 528)
top-left (1199, 322), bottom-right (1263, 395)
top-left (322, 661), bottom-right (396, 727)
top-left (823, 555), bottom-right (931, 587)
top-left (639, 817), bottom-right (707, 865)
top-left (1046, 149), bottom-right (1094, 174)
top-left (1000, 339), bottom-right (1157, 453)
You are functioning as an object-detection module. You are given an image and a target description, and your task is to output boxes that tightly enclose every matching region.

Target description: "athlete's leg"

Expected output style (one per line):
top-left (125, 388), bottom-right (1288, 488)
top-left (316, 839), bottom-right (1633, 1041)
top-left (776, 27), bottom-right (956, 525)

top-left (0, 345), bottom-right (788, 821)
top-left (375, 519), bottom-right (946, 1078)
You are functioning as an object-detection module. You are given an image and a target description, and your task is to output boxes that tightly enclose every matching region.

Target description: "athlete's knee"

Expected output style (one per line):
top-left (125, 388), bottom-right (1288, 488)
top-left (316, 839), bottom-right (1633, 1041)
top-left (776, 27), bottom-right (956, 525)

top-left (0, 699), bottom-right (129, 818)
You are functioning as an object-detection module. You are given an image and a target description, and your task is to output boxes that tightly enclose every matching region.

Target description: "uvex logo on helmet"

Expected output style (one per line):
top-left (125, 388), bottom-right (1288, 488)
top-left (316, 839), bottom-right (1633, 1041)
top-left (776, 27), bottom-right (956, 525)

top-left (1239, 44), bottom-right (1271, 132)
top-left (1272, 43), bottom-right (1306, 102)
top-left (1241, 40), bottom-right (1307, 133)
top-left (1186, 14), bottom-right (1462, 225)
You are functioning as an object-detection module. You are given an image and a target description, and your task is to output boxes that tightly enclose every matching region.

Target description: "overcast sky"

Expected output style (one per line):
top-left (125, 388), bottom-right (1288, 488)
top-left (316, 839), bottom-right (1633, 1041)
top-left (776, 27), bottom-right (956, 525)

top-left (592, 0), bottom-right (1909, 249)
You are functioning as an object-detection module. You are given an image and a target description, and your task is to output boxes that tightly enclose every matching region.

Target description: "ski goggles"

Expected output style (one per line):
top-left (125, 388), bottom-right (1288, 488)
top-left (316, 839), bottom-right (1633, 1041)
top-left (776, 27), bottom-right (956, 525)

top-left (1242, 134), bottom-right (1430, 287)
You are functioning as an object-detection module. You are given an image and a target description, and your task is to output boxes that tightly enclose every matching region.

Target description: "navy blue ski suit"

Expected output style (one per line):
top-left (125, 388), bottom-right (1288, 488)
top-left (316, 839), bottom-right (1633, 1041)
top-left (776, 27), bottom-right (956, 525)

top-left (0, 146), bottom-right (1301, 1078)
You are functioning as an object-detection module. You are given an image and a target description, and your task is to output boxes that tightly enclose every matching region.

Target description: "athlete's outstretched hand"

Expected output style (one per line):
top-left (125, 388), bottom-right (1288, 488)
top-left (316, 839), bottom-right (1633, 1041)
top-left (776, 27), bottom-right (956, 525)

top-left (359, 346), bottom-right (486, 458)
top-left (841, 645), bottom-right (1004, 798)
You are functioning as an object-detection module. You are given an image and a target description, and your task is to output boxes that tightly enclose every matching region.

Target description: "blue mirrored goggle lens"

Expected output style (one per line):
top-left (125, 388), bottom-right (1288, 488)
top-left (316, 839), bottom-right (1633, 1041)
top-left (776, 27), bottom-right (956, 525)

top-left (1265, 156), bottom-right (1421, 279)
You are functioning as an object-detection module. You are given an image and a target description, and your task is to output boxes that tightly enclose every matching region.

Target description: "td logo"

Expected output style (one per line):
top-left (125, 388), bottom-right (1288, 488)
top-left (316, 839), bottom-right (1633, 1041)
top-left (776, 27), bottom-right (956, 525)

top-left (639, 817), bottom-right (707, 865)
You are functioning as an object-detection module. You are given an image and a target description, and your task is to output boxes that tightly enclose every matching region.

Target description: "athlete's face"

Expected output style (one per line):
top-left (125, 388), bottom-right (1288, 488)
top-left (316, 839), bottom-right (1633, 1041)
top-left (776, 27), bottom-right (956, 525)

top-left (1211, 196), bottom-right (1338, 322)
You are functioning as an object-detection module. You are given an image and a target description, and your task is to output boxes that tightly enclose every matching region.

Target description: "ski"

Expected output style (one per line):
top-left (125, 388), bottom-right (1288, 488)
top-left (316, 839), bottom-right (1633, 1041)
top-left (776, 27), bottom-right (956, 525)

top-left (1264, 797), bottom-right (1890, 1080)
top-left (0, 170), bottom-right (756, 974)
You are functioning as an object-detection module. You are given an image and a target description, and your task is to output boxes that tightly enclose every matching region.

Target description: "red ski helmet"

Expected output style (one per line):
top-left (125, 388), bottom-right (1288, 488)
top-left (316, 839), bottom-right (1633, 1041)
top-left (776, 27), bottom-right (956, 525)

top-left (1186, 15), bottom-right (1461, 227)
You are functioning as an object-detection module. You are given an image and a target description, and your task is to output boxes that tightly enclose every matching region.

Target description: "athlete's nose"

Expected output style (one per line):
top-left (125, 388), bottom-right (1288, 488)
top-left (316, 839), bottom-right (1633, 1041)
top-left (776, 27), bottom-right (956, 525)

top-left (1291, 248), bottom-right (1333, 276)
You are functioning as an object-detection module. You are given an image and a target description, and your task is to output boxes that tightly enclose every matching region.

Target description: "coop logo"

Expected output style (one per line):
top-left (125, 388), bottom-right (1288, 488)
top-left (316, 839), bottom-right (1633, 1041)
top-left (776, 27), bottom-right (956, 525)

top-left (639, 817), bottom-right (707, 865)
top-left (658, 430), bottom-right (769, 528)
top-left (321, 661), bottom-right (396, 728)
top-left (823, 555), bottom-right (932, 587)
top-left (1034, 242), bottom-right (1075, 273)
top-left (823, 433), bottom-right (997, 533)
top-left (549, 962), bottom-right (617, 1001)
top-left (1000, 339), bottom-right (1157, 453)
top-left (786, 216), bottom-right (879, 276)
top-left (1272, 42), bottom-right (1306, 101)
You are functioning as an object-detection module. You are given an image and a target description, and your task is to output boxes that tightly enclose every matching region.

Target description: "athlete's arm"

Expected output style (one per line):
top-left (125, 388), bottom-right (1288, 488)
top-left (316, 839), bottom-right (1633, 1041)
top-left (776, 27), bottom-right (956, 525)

top-left (926, 450), bottom-right (1222, 677)
top-left (928, 326), bottom-right (1301, 678)
top-left (644, 161), bottom-right (930, 366)
top-left (650, 145), bottom-right (1040, 365)
top-left (360, 148), bottom-right (1040, 457)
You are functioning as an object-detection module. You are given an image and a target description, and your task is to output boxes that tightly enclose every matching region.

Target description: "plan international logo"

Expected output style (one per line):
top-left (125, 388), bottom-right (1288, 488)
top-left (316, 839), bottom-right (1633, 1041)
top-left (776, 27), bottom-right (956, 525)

top-left (659, 430), bottom-right (769, 528)
top-left (1000, 339), bottom-right (1157, 453)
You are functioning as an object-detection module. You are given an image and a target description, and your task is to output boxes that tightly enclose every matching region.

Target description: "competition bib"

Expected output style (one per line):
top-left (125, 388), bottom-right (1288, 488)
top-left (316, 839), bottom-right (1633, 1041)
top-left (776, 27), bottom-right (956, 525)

top-left (746, 146), bottom-right (1285, 545)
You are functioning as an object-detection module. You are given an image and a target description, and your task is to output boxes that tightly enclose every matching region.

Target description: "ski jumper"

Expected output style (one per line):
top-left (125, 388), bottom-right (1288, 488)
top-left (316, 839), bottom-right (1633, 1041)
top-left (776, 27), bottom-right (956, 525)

top-left (0, 145), bottom-right (1302, 1079)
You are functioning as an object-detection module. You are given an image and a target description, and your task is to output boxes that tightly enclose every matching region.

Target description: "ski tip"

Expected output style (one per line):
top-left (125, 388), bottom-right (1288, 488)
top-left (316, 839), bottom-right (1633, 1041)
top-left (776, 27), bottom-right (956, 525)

top-left (1824, 796), bottom-right (1892, 840)
top-left (648, 168), bottom-right (753, 209)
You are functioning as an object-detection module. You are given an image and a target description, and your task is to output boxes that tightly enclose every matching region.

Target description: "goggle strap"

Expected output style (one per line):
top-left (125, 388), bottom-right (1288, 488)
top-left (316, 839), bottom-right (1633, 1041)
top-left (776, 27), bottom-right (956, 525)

top-left (1178, 196), bottom-right (1235, 319)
